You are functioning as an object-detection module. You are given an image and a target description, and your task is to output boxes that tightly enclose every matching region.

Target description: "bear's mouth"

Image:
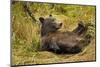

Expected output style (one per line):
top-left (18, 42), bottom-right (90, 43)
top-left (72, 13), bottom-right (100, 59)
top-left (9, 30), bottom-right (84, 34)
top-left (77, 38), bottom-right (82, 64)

top-left (57, 23), bottom-right (62, 29)
top-left (56, 27), bottom-right (60, 29)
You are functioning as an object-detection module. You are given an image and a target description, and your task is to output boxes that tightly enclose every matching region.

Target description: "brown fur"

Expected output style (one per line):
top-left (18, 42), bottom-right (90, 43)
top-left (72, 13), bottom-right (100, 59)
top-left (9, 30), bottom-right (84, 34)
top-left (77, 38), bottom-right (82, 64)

top-left (39, 15), bottom-right (89, 54)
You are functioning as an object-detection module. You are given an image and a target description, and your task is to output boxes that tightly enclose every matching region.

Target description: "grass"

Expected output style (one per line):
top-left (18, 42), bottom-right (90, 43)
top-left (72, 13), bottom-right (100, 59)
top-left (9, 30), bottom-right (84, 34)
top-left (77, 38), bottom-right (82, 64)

top-left (11, 1), bottom-right (96, 65)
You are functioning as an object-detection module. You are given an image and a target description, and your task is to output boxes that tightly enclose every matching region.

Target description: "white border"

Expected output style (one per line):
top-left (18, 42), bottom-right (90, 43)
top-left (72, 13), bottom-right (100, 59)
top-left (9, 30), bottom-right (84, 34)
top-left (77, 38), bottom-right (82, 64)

top-left (23, 0), bottom-right (96, 5)
top-left (0, 0), bottom-right (100, 67)
top-left (0, 0), bottom-right (10, 67)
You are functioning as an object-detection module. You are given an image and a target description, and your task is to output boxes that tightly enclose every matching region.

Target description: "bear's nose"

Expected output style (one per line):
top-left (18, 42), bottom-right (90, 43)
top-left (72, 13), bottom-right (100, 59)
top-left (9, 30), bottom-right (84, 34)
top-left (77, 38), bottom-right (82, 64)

top-left (59, 23), bottom-right (62, 26)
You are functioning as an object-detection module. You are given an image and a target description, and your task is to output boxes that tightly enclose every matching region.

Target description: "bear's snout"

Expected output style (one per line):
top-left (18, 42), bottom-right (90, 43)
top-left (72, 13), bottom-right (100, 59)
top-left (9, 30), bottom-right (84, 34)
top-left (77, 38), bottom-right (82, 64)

top-left (59, 23), bottom-right (62, 27)
top-left (55, 22), bottom-right (62, 29)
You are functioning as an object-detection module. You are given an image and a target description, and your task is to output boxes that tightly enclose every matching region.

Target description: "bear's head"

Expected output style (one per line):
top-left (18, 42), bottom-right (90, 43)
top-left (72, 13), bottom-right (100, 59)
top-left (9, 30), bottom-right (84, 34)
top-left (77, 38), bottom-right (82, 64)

top-left (39, 15), bottom-right (62, 36)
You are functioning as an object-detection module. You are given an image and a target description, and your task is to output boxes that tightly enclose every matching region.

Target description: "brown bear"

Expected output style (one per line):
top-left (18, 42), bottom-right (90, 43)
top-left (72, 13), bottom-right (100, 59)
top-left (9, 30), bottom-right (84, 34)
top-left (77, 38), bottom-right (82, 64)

top-left (39, 15), bottom-right (91, 54)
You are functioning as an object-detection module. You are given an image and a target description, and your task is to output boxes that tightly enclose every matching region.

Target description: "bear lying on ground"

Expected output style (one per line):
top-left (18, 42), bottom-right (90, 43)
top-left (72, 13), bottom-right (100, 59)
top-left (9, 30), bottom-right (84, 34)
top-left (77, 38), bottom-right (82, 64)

top-left (39, 15), bottom-right (91, 54)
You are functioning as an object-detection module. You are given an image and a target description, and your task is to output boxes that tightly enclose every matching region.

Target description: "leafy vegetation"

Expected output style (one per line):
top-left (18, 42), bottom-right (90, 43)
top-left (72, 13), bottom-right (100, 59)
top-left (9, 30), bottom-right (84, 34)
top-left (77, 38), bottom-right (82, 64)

top-left (11, 1), bottom-right (96, 65)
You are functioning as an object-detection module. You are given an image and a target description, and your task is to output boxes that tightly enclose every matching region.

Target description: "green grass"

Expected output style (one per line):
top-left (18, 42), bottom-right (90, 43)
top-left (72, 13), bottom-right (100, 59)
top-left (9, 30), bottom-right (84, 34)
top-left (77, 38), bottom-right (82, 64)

top-left (11, 1), bottom-right (96, 65)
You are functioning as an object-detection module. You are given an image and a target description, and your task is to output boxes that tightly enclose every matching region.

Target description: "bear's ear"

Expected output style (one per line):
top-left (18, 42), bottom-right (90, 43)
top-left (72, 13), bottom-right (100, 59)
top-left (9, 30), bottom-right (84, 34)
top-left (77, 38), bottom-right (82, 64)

top-left (49, 14), bottom-right (52, 17)
top-left (39, 17), bottom-right (44, 23)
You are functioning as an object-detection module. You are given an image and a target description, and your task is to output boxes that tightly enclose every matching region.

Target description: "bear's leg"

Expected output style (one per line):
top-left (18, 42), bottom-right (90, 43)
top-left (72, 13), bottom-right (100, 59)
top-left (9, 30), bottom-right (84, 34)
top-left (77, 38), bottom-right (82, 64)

top-left (49, 42), bottom-right (60, 53)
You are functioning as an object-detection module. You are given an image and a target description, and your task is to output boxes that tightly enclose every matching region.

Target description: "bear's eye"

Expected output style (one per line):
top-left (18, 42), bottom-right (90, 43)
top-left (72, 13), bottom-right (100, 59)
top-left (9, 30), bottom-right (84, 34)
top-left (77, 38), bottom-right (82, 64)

top-left (52, 18), bottom-right (56, 21)
top-left (51, 23), bottom-right (57, 28)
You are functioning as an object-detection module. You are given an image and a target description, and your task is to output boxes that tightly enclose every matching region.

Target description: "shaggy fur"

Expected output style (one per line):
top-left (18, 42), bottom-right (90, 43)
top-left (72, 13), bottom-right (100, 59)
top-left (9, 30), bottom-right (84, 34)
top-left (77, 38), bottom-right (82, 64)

top-left (39, 15), bottom-right (90, 54)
